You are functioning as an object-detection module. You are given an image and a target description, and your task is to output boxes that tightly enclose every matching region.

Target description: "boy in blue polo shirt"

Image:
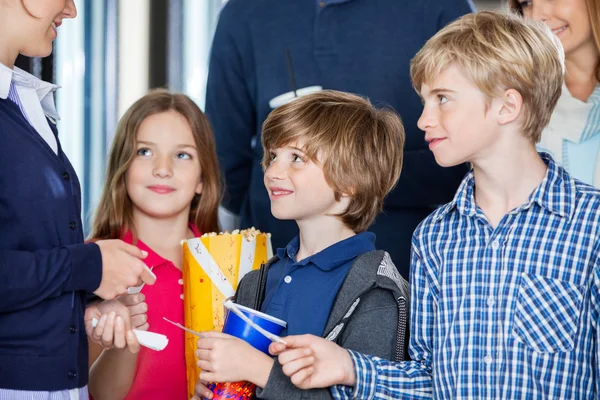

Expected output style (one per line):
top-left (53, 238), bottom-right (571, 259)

top-left (268, 11), bottom-right (600, 399)
top-left (190, 90), bottom-right (410, 400)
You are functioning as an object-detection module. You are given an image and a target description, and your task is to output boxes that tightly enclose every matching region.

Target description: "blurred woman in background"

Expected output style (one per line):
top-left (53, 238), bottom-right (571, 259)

top-left (510, 0), bottom-right (600, 186)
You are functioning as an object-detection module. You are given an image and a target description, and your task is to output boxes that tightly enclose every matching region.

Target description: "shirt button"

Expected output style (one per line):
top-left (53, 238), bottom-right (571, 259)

top-left (68, 371), bottom-right (77, 379)
top-left (491, 240), bottom-right (500, 250)
top-left (487, 297), bottom-right (496, 307)
top-left (63, 172), bottom-right (70, 181)
top-left (70, 325), bottom-right (78, 334)
top-left (69, 221), bottom-right (77, 230)
top-left (484, 355), bottom-right (493, 364)
top-left (284, 275), bottom-right (292, 284)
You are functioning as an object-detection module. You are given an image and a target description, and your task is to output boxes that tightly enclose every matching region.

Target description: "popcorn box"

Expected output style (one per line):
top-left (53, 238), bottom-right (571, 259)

top-left (182, 228), bottom-right (273, 399)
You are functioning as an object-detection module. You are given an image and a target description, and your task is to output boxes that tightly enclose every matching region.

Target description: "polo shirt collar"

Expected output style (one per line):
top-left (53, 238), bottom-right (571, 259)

top-left (122, 230), bottom-right (170, 269)
top-left (276, 232), bottom-right (376, 271)
top-left (121, 224), bottom-right (202, 269)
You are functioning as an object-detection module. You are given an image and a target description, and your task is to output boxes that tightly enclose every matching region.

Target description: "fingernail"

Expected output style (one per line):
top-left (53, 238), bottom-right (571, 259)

top-left (141, 250), bottom-right (148, 257)
top-left (116, 317), bottom-right (123, 326)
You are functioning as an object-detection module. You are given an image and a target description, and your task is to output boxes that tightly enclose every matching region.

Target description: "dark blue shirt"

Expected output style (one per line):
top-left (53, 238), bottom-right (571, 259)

top-left (261, 232), bottom-right (376, 336)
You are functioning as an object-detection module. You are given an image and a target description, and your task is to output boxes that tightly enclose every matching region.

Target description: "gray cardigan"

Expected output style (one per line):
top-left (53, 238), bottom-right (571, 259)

top-left (234, 250), bottom-right (410, 400)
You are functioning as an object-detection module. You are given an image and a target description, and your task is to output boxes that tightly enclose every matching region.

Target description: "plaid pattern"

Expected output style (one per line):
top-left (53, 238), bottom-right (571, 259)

top-left (332, 153), bottom-right (600, 399)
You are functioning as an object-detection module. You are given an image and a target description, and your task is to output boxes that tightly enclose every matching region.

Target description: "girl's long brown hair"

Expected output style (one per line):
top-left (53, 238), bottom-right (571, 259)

top-left (508, 0), bottom-right (600, 82)
top-left (90, 89), bottom-right (221, 240)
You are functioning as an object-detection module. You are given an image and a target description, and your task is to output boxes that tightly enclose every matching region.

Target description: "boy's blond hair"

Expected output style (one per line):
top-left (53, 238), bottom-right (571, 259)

top-left (410, 11), bottom-right (565, 143)
top-left (261, 90), bottom-right (405, 233)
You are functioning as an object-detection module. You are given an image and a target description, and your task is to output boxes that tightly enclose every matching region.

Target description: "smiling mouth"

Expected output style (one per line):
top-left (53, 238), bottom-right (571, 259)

top-left (269, 188), bottom-right (293, 198)
top-left (552, 25), bottom-right (568, 34)
top-left (148, 185), bottom-right (175, 194)
top-left (427, 138), bottom-right (446, 144)
top-left (427, 138), bottom-right (446, 150)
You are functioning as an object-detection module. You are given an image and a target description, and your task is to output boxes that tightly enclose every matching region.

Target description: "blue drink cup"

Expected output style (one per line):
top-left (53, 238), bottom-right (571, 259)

top-left (206, 304), bottom-right (286, 399)
top-left (222, 303), bottom-right (286, 353)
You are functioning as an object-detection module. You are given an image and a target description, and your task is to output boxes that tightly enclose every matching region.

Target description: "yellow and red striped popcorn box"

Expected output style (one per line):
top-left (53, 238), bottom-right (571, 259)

top-left (181, 228), bottom-right (273, 398)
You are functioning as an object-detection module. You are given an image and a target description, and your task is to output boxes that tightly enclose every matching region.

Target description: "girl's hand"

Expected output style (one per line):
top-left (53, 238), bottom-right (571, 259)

top-left (118, 293), bottom-right (149, 331)
top-left (268, 334), bottom-right (356, 389)
top-left (84, 299), bottom-right (140, 353)
top-left (196, 331), bottom-right (274, 387)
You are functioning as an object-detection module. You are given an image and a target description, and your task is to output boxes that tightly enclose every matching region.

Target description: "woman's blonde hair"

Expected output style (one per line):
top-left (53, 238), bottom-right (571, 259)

top-left (90, 89), bottom-right (221, 240)
top-left (508, 0), bottom-right (600, 82)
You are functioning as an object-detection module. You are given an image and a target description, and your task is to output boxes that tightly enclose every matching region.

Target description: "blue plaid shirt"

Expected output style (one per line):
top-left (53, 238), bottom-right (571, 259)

top-left (332, 154), bottom-right (600, 399)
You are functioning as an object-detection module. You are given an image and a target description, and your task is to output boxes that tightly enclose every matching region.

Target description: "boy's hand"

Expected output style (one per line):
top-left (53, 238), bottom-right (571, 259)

top-left (196, 331), bottom-right (274, 387)
top-left (94, 240), bottom-right (156, 300)
top-left (118, 293), bottom-right (149, 331)
top-left (84, 299), bottom-right (140, 353)
top-left (191, 380), bottom-right (213, 400)
top-left (269, 334), bottom-right (356, 389)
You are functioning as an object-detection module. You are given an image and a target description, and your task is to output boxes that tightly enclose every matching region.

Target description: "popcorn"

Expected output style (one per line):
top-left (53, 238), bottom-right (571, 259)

top-left (181, 228), bottom-right (273, 398)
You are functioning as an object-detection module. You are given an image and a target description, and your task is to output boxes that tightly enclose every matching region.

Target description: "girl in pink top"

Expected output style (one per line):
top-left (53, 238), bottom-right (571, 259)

top-left (88, 89), bottom-right (222, 400)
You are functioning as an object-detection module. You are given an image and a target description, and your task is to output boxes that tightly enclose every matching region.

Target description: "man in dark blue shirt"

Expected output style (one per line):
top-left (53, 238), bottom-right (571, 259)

top-left (206, 0), bottom-right (475, 279)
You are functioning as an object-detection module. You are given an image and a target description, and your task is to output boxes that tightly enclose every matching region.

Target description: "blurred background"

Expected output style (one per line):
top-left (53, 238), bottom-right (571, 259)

top-left (15, 0), bottom-right (502, 232)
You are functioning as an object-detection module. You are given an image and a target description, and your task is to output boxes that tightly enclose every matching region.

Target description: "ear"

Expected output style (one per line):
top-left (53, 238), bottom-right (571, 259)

top-left (339, 185), bottom-right (356, 199)
top-left (496, 88), bottom-right (523, 126)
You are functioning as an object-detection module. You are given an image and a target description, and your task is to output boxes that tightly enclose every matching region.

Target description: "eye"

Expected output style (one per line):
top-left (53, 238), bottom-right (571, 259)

top-left (137, 148), bottom-right (152, 156)
top-left (264, 152), bottom-right (276, 168)
top-left (518, 0), bottom-right (532, 9)
top-left (438, 94), bottom-right (448, 105)
top-left (176, 152), bottom-right (192, 160)
top-left (292, 153), bottom-right (306, 163)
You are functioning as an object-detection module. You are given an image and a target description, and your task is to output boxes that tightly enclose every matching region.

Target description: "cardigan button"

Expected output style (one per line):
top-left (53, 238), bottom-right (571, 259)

top-left (63, 172), bottom-right (70, 181)
top-left (68, 371), bottom-right (77, 379)
top-left (70, 325), bottom-right (78, 334)
top-left (69, 221), bottom-right (77, 230)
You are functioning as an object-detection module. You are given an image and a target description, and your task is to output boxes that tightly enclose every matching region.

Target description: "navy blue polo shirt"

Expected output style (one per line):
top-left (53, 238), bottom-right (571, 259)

top-left (261, 232), bottom-right (375, 336)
